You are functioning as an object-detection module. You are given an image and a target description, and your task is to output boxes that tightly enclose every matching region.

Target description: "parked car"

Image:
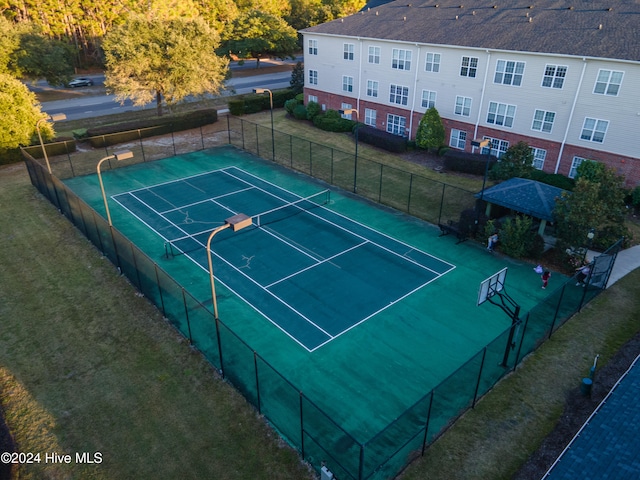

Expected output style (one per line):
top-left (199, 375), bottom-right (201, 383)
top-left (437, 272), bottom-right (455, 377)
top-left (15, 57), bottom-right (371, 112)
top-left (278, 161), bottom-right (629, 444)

top-left (67, 77), bottom-right (94, 88)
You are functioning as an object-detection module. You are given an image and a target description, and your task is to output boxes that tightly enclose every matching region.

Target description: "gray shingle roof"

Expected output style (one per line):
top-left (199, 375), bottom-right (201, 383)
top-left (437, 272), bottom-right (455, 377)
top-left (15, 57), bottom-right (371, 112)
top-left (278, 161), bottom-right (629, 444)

top-left (473, 177), bottom-right (568, 222)
top-left (303, 0), bottom-right (640, 62)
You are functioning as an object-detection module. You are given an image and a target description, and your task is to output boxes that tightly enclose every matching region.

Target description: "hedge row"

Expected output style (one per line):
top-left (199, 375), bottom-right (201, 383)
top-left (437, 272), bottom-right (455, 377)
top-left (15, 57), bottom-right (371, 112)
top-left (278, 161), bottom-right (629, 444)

top-left (357, 126), bottom-right (408, 153)
top-left (443, 149), bottom-right (497, 175)
top-left (86, 108), bottom-right (218, 148)
top-left (228, 88), bottom-right (298, 116)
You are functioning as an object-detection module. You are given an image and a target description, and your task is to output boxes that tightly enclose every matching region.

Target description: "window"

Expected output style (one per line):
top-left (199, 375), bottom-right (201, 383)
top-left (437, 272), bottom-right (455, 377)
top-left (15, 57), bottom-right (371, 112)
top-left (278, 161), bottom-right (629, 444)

top-left (494, 60), bottom-right (525, 86)
top-left (449, 129), bottom-right (466, 149)
top-left (366, 80), bottom-right (379, 98)
top-left (421, 90), bottom-right (436, 109)
top-left (425, 52), bottom-right (441, 72)
top-left (368, 46), bottom-right (380, 64)
top-left (309, 69), bottom-right (318, 85)
top-left (340, 103), bottom-right (353, 119)
top-left (531, 147), bottom-right (547, 170)
top-left (365, 108), bottom-right (377, 127)
top-left (594, 69), bottom-right (623, 96)
top-left (532, 109), bottom-right (555, 133)
top-left (569, 156), bottom-right (585, 178)
top-left (342, 75), bottom-right (353, 93)
top-left (343, 43), bottom-right (354, 61)
top-left (386, 114), bottom-right (406, 136)
top-left (308, 95), bottom-right (318, 103)
top-left (460, 56), bottom-right (478, 77)
top-left (542, 65), bottom-right (567, 88)
top-left (481, 137), bottom-right (509, 158)
top-left (454, 96), bottom-right (472, 116)
top-left (487, 102), bottom-right (516, 127)
top-left (389, 84), bottom-right (409, 105)
top-left (580, 118), bottom-right (608, 143)
top-left (392, 49), bottom-right (412, 70)
top-left (308, 39), bottom-right (318, 55)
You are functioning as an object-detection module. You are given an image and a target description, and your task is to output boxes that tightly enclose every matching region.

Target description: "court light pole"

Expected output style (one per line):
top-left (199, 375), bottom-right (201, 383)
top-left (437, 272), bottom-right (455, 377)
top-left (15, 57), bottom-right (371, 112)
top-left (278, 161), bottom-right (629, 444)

top-left (253, 88), bottom-right (275, 161)
top-left (96, 150), bottom-right (134, 226)
top-left (36, 113), bottom-right (67, 174)
top-left (339, 108), bottom-right (360, 193)
top-left (471, 138), bottom-right (492, 201)
top-left (206, 213), bottom-right (252, 320)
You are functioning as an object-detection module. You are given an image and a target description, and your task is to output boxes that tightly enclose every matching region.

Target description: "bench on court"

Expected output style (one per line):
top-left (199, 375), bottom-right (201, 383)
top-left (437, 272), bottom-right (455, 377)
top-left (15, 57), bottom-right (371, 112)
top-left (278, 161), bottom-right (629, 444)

top-left (438, 220), bottom-right (468, 244)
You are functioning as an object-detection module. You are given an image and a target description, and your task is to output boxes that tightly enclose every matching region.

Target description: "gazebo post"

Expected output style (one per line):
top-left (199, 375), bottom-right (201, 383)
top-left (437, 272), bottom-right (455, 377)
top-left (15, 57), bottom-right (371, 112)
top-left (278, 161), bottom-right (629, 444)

top-left (538, 219), bottom-right (547, 236)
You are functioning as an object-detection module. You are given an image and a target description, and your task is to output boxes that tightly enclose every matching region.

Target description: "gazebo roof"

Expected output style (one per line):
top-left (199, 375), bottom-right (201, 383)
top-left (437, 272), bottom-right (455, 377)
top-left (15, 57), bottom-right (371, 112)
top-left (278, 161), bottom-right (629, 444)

top-left (475, 178), bottom-right (569, 222)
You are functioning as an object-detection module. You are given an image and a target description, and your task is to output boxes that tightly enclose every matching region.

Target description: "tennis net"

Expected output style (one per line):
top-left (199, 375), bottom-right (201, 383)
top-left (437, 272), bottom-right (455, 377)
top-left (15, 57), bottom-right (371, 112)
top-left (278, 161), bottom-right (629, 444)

top-left (254, 189), bottom-right (330, 228)
top-left (164, 189), bottom-right (330, 258)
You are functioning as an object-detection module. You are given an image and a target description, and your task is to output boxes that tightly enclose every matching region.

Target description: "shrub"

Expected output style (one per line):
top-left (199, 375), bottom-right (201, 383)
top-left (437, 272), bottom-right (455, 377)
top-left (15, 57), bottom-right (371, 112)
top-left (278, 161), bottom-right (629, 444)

top-left (443, 149), bottom-right (497, 175)
top-left (498, 215), bottom-right (534, 259)
top-left (292, 104), bottom-right (308, 120)
top-left (87, 108), bottom-right (217, 147)
top-left (631, 186), bottom-right (640, 212)
top-left (284, 98), bottom-right (299, 115)
top-left (356, 126), bottom-right (407, 153)
top-left (306, 101), bottom-right (321, 120)
top-left (312, 110), bottom-right (355, 132)
top-left (529, 170), bottom-right (575, 191)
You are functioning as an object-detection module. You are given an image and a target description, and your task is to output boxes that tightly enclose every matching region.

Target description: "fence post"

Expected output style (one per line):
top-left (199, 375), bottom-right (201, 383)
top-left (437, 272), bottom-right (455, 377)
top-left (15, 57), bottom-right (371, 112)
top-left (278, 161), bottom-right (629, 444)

top-left (215, 317), bottom-right (225, 378)
top-left (548, 284), bottom-right (567, 338)
top-left (472, 347), bottom-right (487, 407)
top-left (437, 183), bottom-right (446, 224)
top-left (254, 351), bottom-right (261, 414)
top-left (299, 392), bottom-right (305, 458)
top-left (226, 115), bottom-right (231, 145)
top-left (182, 288), bottom-right (193, 344)
top-left (407, 174), bottom-right (414, 214)
top-left (421, 390), bottom-right (434, 456)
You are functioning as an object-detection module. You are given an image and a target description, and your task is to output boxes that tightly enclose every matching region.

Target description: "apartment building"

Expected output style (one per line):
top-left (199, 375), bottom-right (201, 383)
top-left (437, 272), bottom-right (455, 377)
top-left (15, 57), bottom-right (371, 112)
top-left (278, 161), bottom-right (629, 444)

top-left (301, 0), bottom-right (640, 186)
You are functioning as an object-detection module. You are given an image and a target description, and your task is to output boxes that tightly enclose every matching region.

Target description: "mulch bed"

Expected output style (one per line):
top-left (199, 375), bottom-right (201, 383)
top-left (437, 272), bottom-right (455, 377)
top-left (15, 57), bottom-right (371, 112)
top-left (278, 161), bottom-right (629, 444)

top-left (512, 330), bottom-right (640, 479)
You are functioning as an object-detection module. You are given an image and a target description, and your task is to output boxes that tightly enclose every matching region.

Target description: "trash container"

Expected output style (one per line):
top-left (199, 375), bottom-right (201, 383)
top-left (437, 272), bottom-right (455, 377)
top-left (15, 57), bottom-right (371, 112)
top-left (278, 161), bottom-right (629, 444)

top-left (581, 377), bottom-right (593, 396)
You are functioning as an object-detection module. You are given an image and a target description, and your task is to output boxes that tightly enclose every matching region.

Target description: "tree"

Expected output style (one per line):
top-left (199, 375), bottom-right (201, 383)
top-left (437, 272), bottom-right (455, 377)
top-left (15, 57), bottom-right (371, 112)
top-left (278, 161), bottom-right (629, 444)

top-left (290, 61), bottom-right (304, 94)
top-left (415, 107), bottom-right (445, 151)
top-left (489, 141), bottom-right (535, 180)
top-left (0, 73), bottom-right (51, 150)
top-left (221, 11), bottom-right (298, 68)
top-left (13, 31), bottom-right (75, 85)
top-left (553, 160), bottom-right (629, 251)
top-left (103, 15), bottom-right (229, 117)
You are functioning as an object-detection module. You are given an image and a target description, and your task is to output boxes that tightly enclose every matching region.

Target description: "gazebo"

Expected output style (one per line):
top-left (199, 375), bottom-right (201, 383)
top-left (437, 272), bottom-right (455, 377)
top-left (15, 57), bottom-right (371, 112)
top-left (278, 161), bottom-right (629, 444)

top-left (475, 178), bottom-right (569, 236)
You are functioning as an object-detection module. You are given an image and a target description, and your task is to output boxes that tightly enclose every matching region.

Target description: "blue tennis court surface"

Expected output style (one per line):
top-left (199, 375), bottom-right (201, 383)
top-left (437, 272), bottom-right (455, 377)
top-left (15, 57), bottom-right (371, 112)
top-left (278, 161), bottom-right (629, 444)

top-left (113, 166), bottom-right (455, 350)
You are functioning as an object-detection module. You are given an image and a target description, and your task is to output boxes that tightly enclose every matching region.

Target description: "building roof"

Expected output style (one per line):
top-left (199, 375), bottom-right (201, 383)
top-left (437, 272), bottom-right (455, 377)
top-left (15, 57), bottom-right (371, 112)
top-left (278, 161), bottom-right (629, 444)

top-left (544, 355), bottom-right (640, 480)
top-left (474, 178), bottom-right (567, 222)
top-left (303, 0), bottom-right (640, 62)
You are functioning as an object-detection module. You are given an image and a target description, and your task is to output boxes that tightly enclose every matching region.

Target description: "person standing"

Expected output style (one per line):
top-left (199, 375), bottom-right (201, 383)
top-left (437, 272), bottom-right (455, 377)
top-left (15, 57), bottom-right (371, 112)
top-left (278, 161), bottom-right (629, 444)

top-left (576, 263), bottom-right (591, 286)
top-left (487, 233), bottom-right (499, 252)
top-left (541, 270), bottom-right (551, 289)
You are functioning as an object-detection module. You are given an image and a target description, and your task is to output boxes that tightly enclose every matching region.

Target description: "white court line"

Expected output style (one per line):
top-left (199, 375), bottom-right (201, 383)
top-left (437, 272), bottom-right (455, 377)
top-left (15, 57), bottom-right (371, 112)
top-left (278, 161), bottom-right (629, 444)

top-left (265, 241), bottom-right (367, 289)
top-left (114, 165), bottom-right (454, 351)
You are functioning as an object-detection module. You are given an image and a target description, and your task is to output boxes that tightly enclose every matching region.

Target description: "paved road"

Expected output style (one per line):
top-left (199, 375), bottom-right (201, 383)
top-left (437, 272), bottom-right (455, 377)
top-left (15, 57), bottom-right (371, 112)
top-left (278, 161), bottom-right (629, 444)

top-left (38, 59), bottom-right (298, 121)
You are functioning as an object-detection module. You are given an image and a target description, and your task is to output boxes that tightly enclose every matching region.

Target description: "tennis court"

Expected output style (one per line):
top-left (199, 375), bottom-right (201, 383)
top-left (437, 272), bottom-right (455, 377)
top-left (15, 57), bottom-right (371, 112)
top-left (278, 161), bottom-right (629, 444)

top-left (112, 166), bottom-right (454, 351)
top-left (61, 145), bottom-right (559, 479)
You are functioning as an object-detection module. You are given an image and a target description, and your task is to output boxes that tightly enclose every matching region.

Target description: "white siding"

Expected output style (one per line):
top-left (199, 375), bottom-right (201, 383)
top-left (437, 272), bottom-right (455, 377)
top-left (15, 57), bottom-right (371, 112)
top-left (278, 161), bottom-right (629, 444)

top-left (304, 33), bottom-right (640, 158)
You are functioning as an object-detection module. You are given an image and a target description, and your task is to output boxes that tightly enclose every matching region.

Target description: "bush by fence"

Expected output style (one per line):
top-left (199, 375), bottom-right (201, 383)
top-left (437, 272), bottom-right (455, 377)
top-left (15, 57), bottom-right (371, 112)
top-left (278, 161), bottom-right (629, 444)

top-left (357, 125), bottom-right (408, 153)
top-left (443, 149), bottom-right (497, 175)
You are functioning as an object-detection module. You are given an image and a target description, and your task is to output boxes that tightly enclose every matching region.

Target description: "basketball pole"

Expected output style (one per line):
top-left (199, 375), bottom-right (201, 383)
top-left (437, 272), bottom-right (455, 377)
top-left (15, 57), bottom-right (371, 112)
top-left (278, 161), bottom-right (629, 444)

top-left (486, 291), bottom-right (521, 368)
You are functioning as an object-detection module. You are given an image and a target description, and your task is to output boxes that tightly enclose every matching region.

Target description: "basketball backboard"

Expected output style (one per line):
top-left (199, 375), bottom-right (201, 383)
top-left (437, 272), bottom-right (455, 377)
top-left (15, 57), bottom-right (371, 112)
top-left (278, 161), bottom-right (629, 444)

top-left (477, 267), bottom-right (508, 306)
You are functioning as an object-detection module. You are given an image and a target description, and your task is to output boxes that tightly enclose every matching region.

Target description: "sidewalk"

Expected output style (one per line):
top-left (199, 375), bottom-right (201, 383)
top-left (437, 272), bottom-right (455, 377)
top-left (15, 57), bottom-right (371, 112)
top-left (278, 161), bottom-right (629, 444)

top-left (597, 244), bottom-right (640, 287)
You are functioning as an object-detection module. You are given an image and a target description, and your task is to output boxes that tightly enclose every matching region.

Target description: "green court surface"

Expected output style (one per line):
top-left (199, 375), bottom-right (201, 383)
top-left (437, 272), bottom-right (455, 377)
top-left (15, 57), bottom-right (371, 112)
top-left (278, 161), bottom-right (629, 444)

top-left (64, 146), bottom-right (563, 454)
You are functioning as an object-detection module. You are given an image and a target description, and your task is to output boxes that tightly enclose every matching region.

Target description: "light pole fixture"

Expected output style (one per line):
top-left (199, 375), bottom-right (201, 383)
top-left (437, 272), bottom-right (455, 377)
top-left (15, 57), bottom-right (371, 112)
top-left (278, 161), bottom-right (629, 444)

top-left (96, 150), bottom-right (134, 226)
top-left (471, 138), bottom-right (492, 201)
top-left (36, 113), bottom-right (67, 174)
top-left (206, 213), bottom-right (252, 320)
top-left (339, 108), bottom-right (360, 193)
top-left (253, 88), bottom-right (275, 161)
